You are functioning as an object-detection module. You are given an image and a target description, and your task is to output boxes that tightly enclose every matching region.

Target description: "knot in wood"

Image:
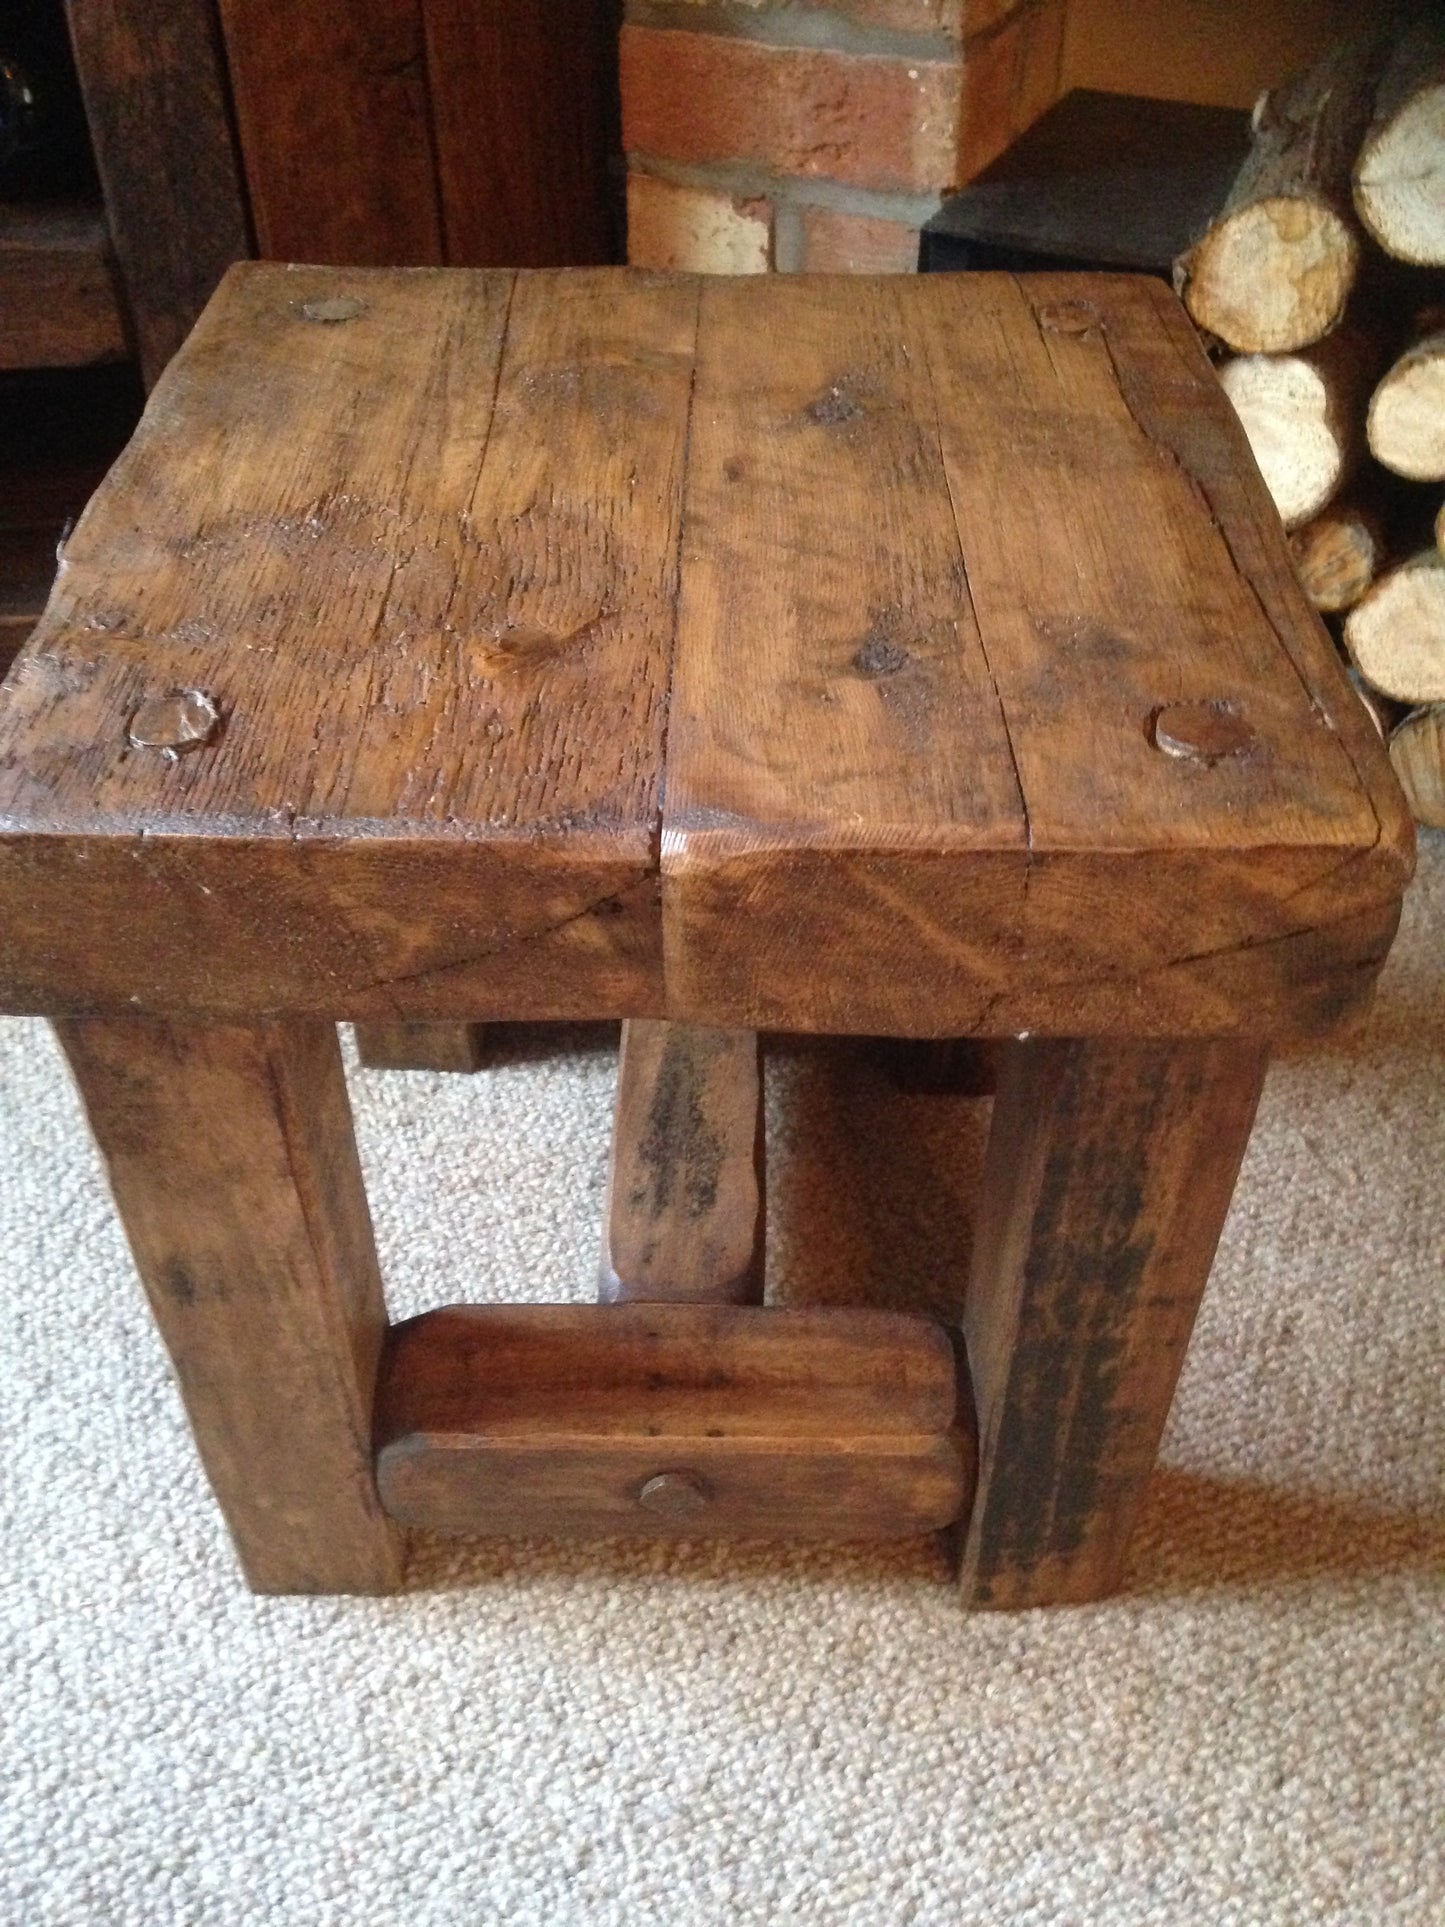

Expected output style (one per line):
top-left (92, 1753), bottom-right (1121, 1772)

top-left (636, 1470), bottom-right (712, 1519)
top-left (298, 295), bottom-right (367, 324)
top-left (853, 635), bottom-right (910, 679)
top-left (806, 383), bottom-right (864, 427)
top-left (126, 689), bottom-right (220, 757)
top-left (1152, 701), bottom-right (1257, 765)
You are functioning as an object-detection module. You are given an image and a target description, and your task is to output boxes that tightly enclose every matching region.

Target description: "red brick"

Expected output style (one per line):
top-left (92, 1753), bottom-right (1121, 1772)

top-left (621, 25), bottom-right (964, 194)
top-left (959, 0), bottom-right (1065, 179)
top-left (798, 206), bottom-right (920, 271)
top-left (627, 172), bottom-right (772, 272)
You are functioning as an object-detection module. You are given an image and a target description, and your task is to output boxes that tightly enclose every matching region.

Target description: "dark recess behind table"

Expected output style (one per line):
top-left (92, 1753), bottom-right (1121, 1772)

top-left (921, 89), bottom-right (1253, 278)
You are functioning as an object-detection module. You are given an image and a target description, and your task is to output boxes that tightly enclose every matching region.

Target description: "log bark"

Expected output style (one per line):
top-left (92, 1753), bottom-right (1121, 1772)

top-left (1367, 329), bottom-right (1445, 481)
top-left (1353, 22), bottom-right (1445, 266)
top-left (1346, 668), bottom-right (1405, 742)
top-left (1289, 496), bottom-right (1386, 610)
top-left (1175, 40), bottom-right (1383, 353)
top-left (1344, 548), bottom-right (1445, 704)
top-left (1219, 327), bottom-right (1375, 528)
top-left (1388, 705), bottom-right (1445, 828)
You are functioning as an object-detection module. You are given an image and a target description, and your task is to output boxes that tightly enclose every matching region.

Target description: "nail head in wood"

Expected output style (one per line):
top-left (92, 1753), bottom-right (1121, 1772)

top-left (299, 295), bottom-right (367, 324)
top-left (126, 689), bottom-right (219, 756)
top-left (1151, 701), bottom-right (1257, 765)
top-left (637, 1470), bottom-right (712, 1519)
top-left (1037, 299), bottom-right (1102, 336)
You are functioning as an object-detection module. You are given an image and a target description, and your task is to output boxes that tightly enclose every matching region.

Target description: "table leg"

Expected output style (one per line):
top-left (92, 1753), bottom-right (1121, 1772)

top-left (56, 1017), bottom-right (403, 1595)
top-left (958, 1035), bottom-right (1267, 1609)
top-left (354, 1021), bottom-right (487, 1072)
top-left (600, 1021), bottom-right (765, 1304)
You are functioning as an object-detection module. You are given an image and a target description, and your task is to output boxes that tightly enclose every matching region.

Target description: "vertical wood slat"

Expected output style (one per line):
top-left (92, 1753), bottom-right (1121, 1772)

top-left (65, 0), bottom-right (252, 387)
top-left (601, 1022), bottom-right (765, 1305)
top-left (56, 1017), bottom-right (403, 1595)
top-left (214, 0), bottom-right (620, 272)
top-left (423, 0), bottom-right (620, 267)
top-left (959, 1035), bottom-right (1268, 1609)
top-left (215, 0), bottom-right (443, 265)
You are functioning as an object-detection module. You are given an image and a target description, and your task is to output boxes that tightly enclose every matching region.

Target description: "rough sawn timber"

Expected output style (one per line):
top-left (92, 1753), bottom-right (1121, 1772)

top-left (375, 1303), bottom-right (972, 1541)
top-left (0, 267), bottom-right (1411, 1040)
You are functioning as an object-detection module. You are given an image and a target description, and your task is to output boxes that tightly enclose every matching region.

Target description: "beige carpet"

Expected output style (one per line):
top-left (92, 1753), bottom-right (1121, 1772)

top-left (2, 838), bottom-right (1441, 1926)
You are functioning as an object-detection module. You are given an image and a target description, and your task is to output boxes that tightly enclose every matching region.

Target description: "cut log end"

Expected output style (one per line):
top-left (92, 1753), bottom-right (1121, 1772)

top-left (1220, 335), bottom-right (1368, 529)
top-left (1290, 502), bottom-right (1385, 611)
top-left (1388, 706), bottom-right (1445, 828)
top-left (1181, 200), bottom-right (1359, 355)
top-left (1367, 329), bottom-right (1445, 482)
top-left (1344, 549), bottom-right (1445, 705)
top-left (1352, 28), bottom-right (1445, 266)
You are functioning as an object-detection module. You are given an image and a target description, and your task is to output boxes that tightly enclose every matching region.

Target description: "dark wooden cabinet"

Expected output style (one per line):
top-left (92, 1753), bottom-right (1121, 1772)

top-left (1, 0), bottom-right (622, 673)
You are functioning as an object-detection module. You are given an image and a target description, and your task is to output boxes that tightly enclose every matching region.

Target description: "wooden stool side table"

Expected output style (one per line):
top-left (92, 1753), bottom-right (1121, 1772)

top-left (0, 266), bottom-right (1413, 1608)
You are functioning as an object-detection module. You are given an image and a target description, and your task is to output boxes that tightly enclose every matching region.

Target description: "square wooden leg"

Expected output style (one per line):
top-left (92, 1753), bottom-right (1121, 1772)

top-left (354, 1021), bottom-right (487, 1072)
top-left (958, 1036), bottom-right (1268, 1610)
top-left (56, 1017), bottom-right (403, 1595)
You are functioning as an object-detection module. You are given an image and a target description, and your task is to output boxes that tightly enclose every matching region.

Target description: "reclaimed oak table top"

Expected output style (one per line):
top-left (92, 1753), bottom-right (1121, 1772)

top-left (0, 264), bottom-right (1413, 1036)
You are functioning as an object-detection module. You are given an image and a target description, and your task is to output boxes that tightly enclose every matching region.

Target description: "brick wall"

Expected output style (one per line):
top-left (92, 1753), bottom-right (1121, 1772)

top-left (622, 1), bottom-right (1066, 273)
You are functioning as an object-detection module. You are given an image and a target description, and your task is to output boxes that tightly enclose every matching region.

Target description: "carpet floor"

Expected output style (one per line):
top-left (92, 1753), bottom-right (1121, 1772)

top-left (2, 837), bottom-right (1441, 1927)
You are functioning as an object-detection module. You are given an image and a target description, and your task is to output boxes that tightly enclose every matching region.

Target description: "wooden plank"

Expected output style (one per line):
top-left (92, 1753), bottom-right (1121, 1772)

top-left (958, 1034), bottom-right (1267, 1608)
top-left (377, 1304), bottom-right (960, 1439)
top-left (66, 0), bottom-right (251, 387)
top-left (0, 264), bottom-right (698, 1022)
top-left (0, 207), bottom-right (126, 370)
top-left (662, 272), bottom-right (1412, 1038)
top-left (215, 0), bottom-right (440, 266)
top-left (661, 272), bottom-right (1029, 1035)
top-left (56, 1017), bottom-right (403, 1594)
top-left (354, 1022), bottom-right (486, 1072)
top-left (423, 0), bottom-right (618, 267)
top-left (375, 1303), bottom-right (971, 1539)
top-left (600, 1021), bottom-right (764, 1304)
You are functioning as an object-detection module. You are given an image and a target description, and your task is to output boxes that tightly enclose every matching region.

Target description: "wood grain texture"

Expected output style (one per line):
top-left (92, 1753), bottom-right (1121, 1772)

top-left (0, 207), bottom-right (126, 371)
top-left (0, 269), bottom-right (1410, 1037)
top-left (663, 271), bottom-right (1412, 1038)
top-left (354, 1021), bottom-right (487, 1072)
top-left (0, 264), bottom-right (699, 1021)
top-left (601, 1022), bottom-right (764, 1304)
top-left (66, 0), bottom-right (251, 387)
top-left (56, 1017), bottom-right (402, 1594)
top-left (375, 1303), bottom-right (971, 1539)
top-left (423, 0), bottom-right (619, 268)
top-left (958, 1035), bottom-right (1267, 1609)
top-left (216, 0), bottom-right (440, 267)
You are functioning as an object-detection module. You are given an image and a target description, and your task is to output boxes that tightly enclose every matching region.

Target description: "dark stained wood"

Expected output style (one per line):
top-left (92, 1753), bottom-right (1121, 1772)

top-left (0, 206), bottom-right (126, 370)
top-left (957, 1035), bottom-right (1268, 1609)
top-left (215, 0), bottom-right (440, 267)
top-left (65, 0), bottom-right (252, 387)
top-left (875, 1038), bottom-right (998, 1097)
top-left (0, 269), bottom-right (1411, 1039)
top-left (376, 1303), bottom-right (971, 1539)
top-left (600, 1021), bottom-right (764, 1304)
top-left (56, 1016), bottom-right (403, 1594)
top-left (423, 0), bottom-right (619, 267)
top-left (354, 1022), bottom-right (487, 1073)
top-left (662, 271), bottom-right (1412, 1039)
top-left (0, 263), bottom-right (699, 1022)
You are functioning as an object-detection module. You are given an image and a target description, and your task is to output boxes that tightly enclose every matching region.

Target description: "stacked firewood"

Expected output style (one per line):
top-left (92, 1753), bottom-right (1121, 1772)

top-left (1175, 22), bottom-right (1445, 829)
